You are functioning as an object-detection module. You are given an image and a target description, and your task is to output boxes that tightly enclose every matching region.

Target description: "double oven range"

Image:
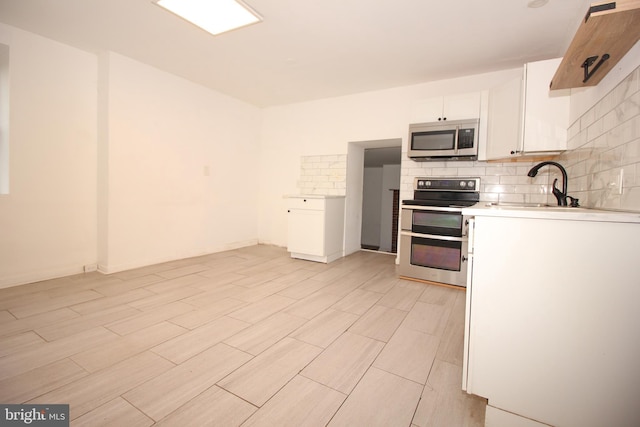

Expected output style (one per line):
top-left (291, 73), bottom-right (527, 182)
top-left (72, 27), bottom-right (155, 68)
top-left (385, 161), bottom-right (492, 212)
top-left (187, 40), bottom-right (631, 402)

top-left (399, 177), bottom-right (480, 288)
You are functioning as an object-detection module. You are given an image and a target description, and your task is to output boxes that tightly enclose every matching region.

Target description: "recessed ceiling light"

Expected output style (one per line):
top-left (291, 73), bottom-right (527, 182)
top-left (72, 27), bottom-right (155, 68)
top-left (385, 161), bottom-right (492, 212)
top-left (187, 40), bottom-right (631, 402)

top-left (153, 0), bottom-right (262, 36)
top-left (527, 0), bottom-right (549, 8)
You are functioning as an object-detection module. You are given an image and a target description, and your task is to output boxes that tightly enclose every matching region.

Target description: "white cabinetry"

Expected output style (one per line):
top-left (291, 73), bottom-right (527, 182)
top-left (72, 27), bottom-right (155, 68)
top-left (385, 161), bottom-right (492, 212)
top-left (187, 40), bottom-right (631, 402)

top-left (287, 195), bottom-right (345, 263)
top-left (522, 58), bottom-right (571, 153)
top-left (485, 75), bottom-right (523, 160)
top-left (411, 92), bottom-right (481, 123)
top-left (464, 212), bottom-right (640, 427)
top-left (485, 58), bottom-right (570, 160)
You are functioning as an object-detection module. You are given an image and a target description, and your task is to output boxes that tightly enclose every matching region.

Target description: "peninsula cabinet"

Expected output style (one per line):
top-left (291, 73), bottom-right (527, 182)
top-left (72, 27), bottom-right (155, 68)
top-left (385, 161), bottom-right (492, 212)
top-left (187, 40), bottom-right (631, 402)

top-left (286, 195), bottom-right (345, 263)
top-left (486, 58), bottom-right (570, 160)
top-left (462, 207), bottom-right (640, 427)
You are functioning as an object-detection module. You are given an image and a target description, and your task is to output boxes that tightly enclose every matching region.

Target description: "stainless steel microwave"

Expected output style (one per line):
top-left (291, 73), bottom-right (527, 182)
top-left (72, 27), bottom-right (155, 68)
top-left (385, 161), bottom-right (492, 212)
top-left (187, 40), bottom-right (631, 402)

top-left (408, 118), bottom-right (479, 161)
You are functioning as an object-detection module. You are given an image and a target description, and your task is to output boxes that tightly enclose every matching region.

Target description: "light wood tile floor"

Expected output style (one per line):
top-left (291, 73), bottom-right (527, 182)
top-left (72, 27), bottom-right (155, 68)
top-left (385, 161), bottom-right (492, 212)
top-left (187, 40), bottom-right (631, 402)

top-left (0, 245), bottom-right (486, 426)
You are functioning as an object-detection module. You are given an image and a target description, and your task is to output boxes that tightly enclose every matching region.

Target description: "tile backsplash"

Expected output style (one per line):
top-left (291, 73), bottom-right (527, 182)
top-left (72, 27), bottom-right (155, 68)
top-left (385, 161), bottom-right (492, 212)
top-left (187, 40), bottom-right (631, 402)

top-left (400, 159), bottom-right (551, 206)
top-left (298, 155), bottom-right (347, 195)
top-left (300, 152), bottom-right (557, 204)
top-left (560, 65), bottom-right (640, 211)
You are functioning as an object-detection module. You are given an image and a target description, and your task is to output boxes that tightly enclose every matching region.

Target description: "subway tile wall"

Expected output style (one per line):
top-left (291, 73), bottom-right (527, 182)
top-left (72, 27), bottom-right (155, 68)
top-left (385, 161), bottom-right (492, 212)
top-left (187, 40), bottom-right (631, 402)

top-left (299, 154), bottom-right (554, 204)
top-left (298, 155), bottom-right (347, 195)
top-left (399, 159), bottom-right (552, 206)
top-left (560, 65), bottom-right (640, 211)
top-left (299, 153), bottom-right (553, 205)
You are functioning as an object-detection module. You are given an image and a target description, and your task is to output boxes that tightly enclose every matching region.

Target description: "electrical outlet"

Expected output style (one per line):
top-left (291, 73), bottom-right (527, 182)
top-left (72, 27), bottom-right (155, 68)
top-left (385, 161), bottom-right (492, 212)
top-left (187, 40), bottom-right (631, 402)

top-left (83, 264), bottom-right (98, 273)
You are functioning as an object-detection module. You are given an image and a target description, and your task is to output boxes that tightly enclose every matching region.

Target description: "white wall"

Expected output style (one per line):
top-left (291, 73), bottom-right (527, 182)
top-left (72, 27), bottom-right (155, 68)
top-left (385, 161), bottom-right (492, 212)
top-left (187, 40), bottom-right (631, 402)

top-left (0, 43), bottom-right (9, 195)
top-left (258, 69), bottom-right (526, 248)
top-left (99, 53), bottom-right (262, 273)
top-left (0, 25), bottom-right (263, 287)
top-left (0, 24), bottom-right (98, 287)
top-left (345, 143), bottom-right (365, 255)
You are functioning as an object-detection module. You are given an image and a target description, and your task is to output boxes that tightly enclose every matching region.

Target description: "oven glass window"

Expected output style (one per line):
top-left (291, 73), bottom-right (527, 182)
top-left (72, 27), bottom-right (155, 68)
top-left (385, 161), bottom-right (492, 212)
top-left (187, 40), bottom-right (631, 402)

top-left (413, 211), bottom-right (462, 230)
top-left (411, 237), bottom-right (461, 271)
top-left (412, 130), bottom-right (456, 151)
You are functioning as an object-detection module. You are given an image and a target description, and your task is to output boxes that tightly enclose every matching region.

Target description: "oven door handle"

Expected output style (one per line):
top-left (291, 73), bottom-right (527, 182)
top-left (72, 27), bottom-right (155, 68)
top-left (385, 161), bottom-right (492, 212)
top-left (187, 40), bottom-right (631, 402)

top-left (400, 231), bottom-right (467, 242)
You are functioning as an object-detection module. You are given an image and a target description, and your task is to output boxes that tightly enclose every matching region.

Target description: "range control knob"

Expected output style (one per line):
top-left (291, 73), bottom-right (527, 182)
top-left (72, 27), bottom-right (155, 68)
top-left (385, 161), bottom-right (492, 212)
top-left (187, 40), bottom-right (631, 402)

top-left (467, 181), bottom-right (475, 188)
top-left (459, 181), bottom-right (466, 187)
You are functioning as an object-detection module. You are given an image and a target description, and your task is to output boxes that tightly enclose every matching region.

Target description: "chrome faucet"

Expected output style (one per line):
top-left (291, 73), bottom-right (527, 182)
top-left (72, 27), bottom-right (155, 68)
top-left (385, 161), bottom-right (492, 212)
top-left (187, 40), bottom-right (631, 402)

top-left (527, 161), bottom-right (579, 207)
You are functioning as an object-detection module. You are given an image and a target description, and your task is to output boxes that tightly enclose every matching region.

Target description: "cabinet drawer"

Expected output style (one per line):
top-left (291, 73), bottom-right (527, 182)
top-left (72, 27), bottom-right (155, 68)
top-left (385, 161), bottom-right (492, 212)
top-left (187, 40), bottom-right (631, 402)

top-left (287, 197), bottom-right (325, 211)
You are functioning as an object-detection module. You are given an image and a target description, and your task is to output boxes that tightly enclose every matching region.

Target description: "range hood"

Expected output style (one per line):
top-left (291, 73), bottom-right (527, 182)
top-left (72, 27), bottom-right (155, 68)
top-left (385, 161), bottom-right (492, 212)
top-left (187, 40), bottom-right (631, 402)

top-left (550, 0), bottom-right (640, 90)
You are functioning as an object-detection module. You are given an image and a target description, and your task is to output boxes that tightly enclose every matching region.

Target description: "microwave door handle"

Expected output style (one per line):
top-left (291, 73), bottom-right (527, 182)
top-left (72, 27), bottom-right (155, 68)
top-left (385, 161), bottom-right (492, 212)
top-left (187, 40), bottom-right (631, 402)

top-left (454, 126), bottom-right (459, 153)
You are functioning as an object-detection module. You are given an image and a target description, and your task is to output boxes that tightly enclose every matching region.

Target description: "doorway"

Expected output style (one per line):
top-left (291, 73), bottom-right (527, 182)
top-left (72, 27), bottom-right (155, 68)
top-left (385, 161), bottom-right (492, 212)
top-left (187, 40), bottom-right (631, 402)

top-left (344, 139), bottom-right (402, 257)
top-left (361, 146), bottom-right (402, 253)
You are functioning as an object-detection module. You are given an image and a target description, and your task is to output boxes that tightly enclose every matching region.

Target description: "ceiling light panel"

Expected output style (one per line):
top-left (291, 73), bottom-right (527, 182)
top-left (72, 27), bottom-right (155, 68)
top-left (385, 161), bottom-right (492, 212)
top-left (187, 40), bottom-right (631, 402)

top-left (154, 0), bottom-right (262, 36)
top-left (527, 0), bottom-right (549, 8)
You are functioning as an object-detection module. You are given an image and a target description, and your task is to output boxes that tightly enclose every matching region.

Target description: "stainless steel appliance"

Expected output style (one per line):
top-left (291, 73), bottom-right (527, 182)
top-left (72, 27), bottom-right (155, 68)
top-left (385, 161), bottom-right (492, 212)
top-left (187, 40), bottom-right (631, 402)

top-left (399, 177), bottom-right (480, 287)
top-left (408, 119), bottom-right (479, 161)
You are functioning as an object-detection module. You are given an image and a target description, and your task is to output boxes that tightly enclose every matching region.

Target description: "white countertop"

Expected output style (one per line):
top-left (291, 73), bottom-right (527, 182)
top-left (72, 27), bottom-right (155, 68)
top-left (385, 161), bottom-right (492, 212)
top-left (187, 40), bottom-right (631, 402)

top-left (463, 204), bottom-right (640, 224)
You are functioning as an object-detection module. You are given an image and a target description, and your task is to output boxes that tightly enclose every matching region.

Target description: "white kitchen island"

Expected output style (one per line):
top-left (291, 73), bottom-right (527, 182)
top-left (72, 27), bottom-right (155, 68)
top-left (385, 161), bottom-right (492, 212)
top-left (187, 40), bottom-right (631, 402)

top-left (461, 205), bottom-right (640, 427)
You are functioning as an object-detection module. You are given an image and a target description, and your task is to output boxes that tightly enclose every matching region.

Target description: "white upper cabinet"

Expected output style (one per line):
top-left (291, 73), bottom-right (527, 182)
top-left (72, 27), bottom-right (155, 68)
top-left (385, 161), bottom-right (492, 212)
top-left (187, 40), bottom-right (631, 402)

top-left (522, 58), bottom-right (571, 153)
top-left (485, 58), bottom-right (571, 160)
top-left (485, 75), bottom-right (523, 160)
top-left (411, 92), bottom-right (481, 123)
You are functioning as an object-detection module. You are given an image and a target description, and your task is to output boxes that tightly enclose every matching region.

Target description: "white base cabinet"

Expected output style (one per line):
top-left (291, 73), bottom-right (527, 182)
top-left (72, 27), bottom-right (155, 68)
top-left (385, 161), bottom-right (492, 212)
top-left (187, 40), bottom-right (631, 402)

top-left (465, 214), bottom-right (640, 427)
top-left (287, 195), bottom-right (345, 263)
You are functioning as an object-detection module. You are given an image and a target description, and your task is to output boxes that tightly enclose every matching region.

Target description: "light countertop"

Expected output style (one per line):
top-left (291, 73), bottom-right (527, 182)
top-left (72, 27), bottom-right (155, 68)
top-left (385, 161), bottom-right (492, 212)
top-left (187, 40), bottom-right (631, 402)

top-left (463, 204), bottom-right (640, 224)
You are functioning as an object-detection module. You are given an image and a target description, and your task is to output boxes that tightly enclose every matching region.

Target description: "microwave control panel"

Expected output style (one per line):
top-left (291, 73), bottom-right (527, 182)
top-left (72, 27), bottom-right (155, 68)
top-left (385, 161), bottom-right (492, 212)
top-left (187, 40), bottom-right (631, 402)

top-left (458, 128), bottom-right (475, 149)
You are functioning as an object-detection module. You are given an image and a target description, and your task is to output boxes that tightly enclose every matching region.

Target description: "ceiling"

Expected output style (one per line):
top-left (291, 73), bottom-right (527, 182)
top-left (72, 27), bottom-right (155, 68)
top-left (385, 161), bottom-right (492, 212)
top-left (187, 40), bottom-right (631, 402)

top-left (0, 0), bottom-right (592, 107)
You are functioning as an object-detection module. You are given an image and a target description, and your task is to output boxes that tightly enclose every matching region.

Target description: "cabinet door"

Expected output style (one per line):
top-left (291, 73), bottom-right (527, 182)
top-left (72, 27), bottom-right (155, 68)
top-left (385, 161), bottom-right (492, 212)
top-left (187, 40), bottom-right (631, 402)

top-left (485, 76), bottom-right (523, 160)
top-left (443, 92), bottom-right (481, 121)
top-left (410, 97), bottom-right (445, 123)
top-left (522, 58), bottom-right (570, 152)
top-left (411, 92), bottom-right (481, 123)
top-left (287, 209), bottom-right (324, 256)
